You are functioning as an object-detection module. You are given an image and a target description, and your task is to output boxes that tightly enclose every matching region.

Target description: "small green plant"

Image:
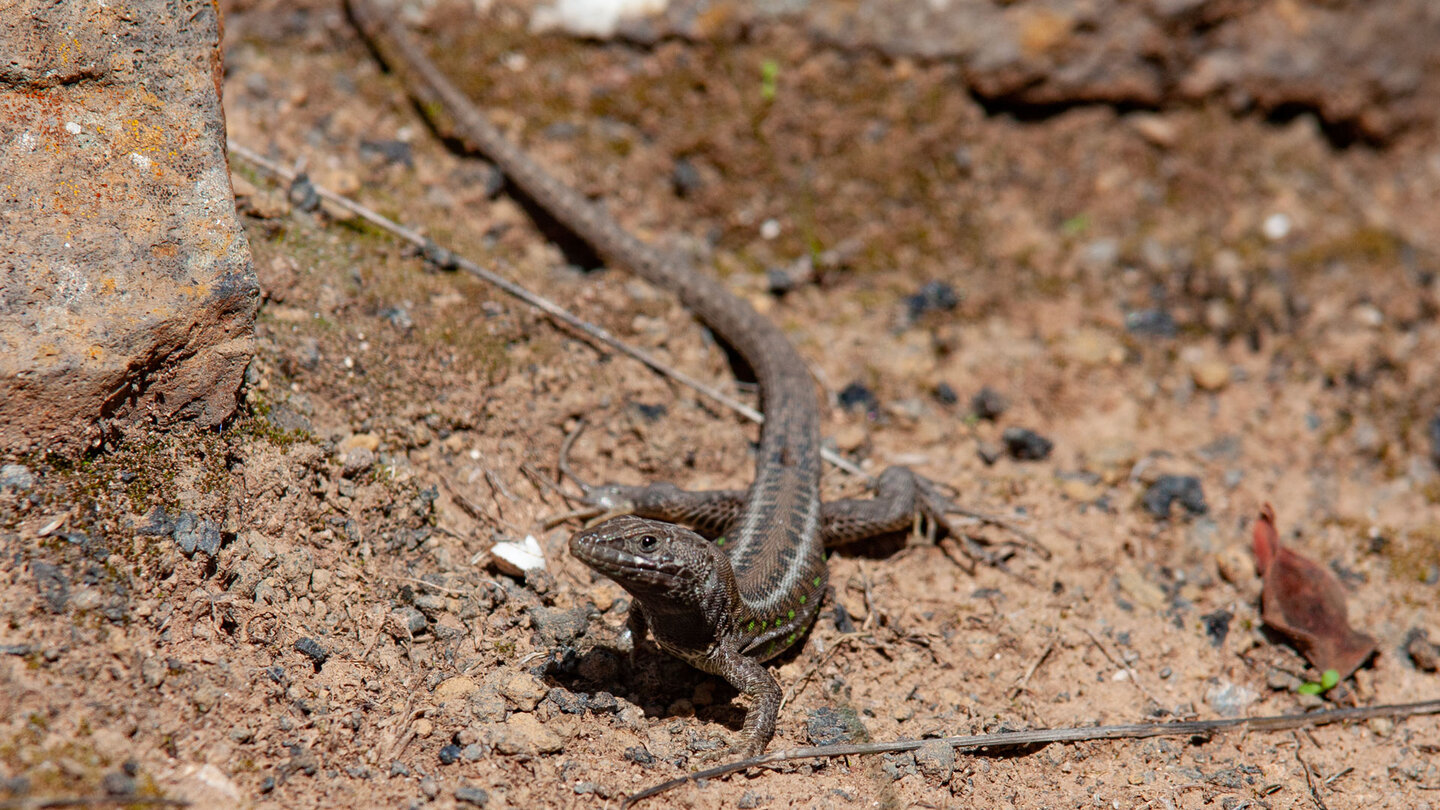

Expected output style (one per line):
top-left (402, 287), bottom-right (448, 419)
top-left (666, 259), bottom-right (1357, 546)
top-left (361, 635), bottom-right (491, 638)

top-left (1296, 668), bottom-right (1340, 696)
top-left (760, 59), bottom-right (779, 101)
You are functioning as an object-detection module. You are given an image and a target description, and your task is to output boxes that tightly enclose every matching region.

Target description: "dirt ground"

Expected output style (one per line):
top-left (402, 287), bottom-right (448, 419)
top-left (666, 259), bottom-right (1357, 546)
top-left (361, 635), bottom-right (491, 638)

top-left (3, 0), bottom-right (1439, 807)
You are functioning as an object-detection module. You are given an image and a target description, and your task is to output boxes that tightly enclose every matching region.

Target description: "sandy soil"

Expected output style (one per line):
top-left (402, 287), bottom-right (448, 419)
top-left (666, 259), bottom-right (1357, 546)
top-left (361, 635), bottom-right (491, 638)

top-left (2, 1), bottom-right (1439, 807)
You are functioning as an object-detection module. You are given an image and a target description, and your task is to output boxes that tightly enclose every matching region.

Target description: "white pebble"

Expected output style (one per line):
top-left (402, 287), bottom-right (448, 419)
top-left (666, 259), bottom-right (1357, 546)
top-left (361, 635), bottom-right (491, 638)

top-left (1262, 212), bottom-right (1291, 241)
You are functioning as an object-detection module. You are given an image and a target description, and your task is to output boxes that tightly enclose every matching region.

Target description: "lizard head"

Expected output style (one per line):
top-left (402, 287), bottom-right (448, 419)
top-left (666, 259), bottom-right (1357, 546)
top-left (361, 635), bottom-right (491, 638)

top-left (570, 514), bottom-right (735, 609)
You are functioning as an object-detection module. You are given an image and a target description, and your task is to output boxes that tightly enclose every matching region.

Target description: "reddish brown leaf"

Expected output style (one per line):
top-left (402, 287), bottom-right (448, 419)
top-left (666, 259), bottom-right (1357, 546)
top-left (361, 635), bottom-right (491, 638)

top-left (1252, 503), bottom-right (1377, 679)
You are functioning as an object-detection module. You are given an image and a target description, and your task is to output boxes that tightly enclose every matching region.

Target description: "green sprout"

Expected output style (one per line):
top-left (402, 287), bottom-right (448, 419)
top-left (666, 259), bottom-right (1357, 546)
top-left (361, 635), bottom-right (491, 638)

top-left (760, 59), bottom-right (780, 101)
top-left (1296, 668), bottom-right (1340, 696)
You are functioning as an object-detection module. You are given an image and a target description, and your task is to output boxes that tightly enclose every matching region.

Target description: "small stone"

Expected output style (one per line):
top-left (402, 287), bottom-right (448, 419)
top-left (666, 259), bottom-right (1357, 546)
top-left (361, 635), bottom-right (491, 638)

top-left (390, 606), bottom-right (427, 638)
top-left (932, 382), bottom-right (959, 406)
top-left (1216, 544), bottom-right (1258, 589)
top-left (914, 739), bottom-right (955, 780)
top-left (497, 671), bottom-right (548, 711)
top-left (1262, 212), bottom-right (1292, 241)
top-left (487, 712), bottom-right (563, 755)
top-left (1060, 477), bottom-right (1102, 503)
top-left (435, 676), bottom-right (479, 703)
top-left (1124, 309), bottom-right (1176, 338)
top-left (172, 511), bottom-right (222, 557)
top-left (1061, 327), bottom-right (1124, 366)
top-left (838, 382), bottom-right (879, 416)
top-left (1190, 360), bottom-right (1231, 391)
top-left (1205, 681), bottom-right (1257, 717)
top-left (462, 744), bottom-right (484, 762)
top-left (1127, 113), bottom-right (1177, 147)
top-left (420, 776), bottom-right (440, 799)
top-left (389, 761), bottom-right (410, 778)
top-left (1405, 628), bottom-right (1440, 672)
top-left (293, 637), bottom-right (327, 667)
top-left (1428, 411), bottom-right (1440, 469)
top-left (468, 687), bottom-right (507, 722)
top-left (1002, 427), bottom-right (1053, 461)
top-left (102, 771), bottom-right (136, 796)
top-left (0, 464), bottom-right (36, 491)
top-left (438, 744), bottom-right (462, 765)
top-left (340, 447), bottom-right (375, 478)
top-left (412, 718), bottom-right (434, 738)
top-left (529, 605), bottom-right (589, 647)
top-left (1142, 476), bottom-right (1207, 519)
top-left (32, 562), bottom-right (69, 613)
top-left (310, 569), bottom-right (332, 594)
top-left (1367, 717), bottom-right (1394, 737)
top-left (455, 785), bottom-right (490, 807)
top-left (969, 386), bottom-right (1007, 420)
top-left (1200, 610), bottom-right (1232, 647)
top-left (671, 157), bottom-right (702, 197)
top-left (905, 280), bottom-right (960, 319)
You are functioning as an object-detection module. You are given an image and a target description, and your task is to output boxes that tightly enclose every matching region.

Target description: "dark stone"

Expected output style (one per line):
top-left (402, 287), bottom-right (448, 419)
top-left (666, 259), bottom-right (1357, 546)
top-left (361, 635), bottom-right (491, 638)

top-left (631, 402), bottom-right (667, 423)
top-left (1002, 427), bottom-right (1053, 461)
top-left (671, 157), bottom-right (702, 197)
top-left (455, 786), bottom-right (490, 807)
top-left (1201, 610), bottom-right (1232, 647)
top-left (547, 687), bottom-right (585, 714)
top-left (932, 382), bottom-right (958, 406)
top-left (287, 173), bottom-right (320, 212)
top-left (838, 382), bottom-right (879, 416)
top-left (293, 637), bottom-right (328, 668)
top-left (172, 511), bottom-right (221, 556)
top-left (438, 744), bottom-right (462, 765)
top-left (1429, 411), bottom-right (1440, 469)
top-left (359, 138), bottom-right (414, 168)
top-left (905, 280), bottom-right (960, 319)
top-left (1142, 475), bottom-right (1208, 518)
top-left (529, 605), bottom-right (589, 647)
top-left (1125, 308), bottom-right (1177, 337)
top-left (969, 386), bottom-right (1007, 420)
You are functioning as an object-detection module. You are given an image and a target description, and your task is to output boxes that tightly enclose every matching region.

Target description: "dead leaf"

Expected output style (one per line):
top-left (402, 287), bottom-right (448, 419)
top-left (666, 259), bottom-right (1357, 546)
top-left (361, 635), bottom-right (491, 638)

top-left (1252, 503), bottom-right (1376, 679)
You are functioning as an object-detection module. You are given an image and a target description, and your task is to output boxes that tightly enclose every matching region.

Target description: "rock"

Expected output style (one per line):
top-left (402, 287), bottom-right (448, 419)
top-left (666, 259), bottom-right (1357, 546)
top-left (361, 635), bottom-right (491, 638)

top-left (172, 511), bottom-right (222, 557)
top-left (32, 562), bottom-right (69, 613)
top-left (455, 785), bottom-right (490, 807)
top-left (0, 464), bottom-right (35, 491)
top-left (1216, 544), bottom-right (1258, 588)
top-left (435, 676), bottom-right (480, 704)
top-left (1002, 427), bottom-right (1053, 461)
top-left (497, 671), bottom-right (548, 711)
top-left (487, 712), bottom-right (564, 755)
top-left (1405, 628), bottom-right (1440, 672)
top-left (293, 637), bottom-right (327, 667)
top-left (969, 386), bottom-right (1007, 420)
top-left (0, 0), bottom-right (257, 453)
top-left (1142, 475), bottom-right (1207, 518)
top-left (1115, 569), bottom-right (1167, 611)
top-left (915, 739), bottom-right (955, 780)
top-left (1061, 327), bottom-right (1125, 366)
top-left (340, 432), bottom-right (381, 453)
top-left (1205, 681), bottom-right (1257, 717)
top-left (1190, 360), bottom-right (1231, 391)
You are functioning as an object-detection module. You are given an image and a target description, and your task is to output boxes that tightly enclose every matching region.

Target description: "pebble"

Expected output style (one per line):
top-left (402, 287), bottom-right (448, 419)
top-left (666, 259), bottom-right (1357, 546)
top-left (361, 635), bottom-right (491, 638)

top-left (1061, 327), bottom-right (1125, 366)
top-left (0, 464), bottom-right (35, 491)
top-left (1200, 610), bottom-right (1233, 647)
top-left (435, 676), bottom-right (479, 703)
top-left (412, 718), bottom-right (434, 738)
top-left (969, 386), bottom-right (1007, 420)
top-left (932, 382), bottom-right (959, 406)
top-left (497, 670), bottom-right (548, 711)
top-left (1060, 476), bottom-right (1102, 503)
top-left (1205, 681), bottom-right (1257, 717)
top-left (1190, 360), bottom-right (1231, 391)
top-left (172, 511), bottom-right (222, 557)
top-left (487, 712), bottom-right (564, 755)
top-left (1262, 212), bottom-right (1292, 241)
top-left (671, 157), bottom-right (702, 197)
top-left (461, 744), bottom-right (485, 763)
top-left (1215, 544), bottom-right (1257, 587)
top-left (905, 280), bottom-right (960, 320)
top-left (1002, 427), bottom-right (1053, 461)
top-left (1127, 113), bottom-right (1177, 147)
top-left (1142, 475), bottom-right (1207, 518)
top-left (438, 744), bottom-right (461, 765)
top-left (310, 569), bottom-right (332, 594)
top-left (528, 605), bottom-right (589, 647)
top-left (806, 706), bottom-right (867, 746)
top-left (455, 785), bottom-right (490, 807)
top-left (914, 739), bottom-right (955, 780)
top-left (340, 447), bottom-right (375, 478)
top-left (293, 637), bottom-right (327, 667)
top-left (1125, 308), bottom-right (1177, 337)
top-left (1405, 628), bottom-right (1440, 672)
top-left (838, 382), bottom-right (880, 416)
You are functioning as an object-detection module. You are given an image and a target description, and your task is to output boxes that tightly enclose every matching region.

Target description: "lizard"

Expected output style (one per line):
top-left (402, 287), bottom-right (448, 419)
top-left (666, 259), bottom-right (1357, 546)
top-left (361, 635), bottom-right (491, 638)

top-left (346, 0), bottom-right (1003, 758)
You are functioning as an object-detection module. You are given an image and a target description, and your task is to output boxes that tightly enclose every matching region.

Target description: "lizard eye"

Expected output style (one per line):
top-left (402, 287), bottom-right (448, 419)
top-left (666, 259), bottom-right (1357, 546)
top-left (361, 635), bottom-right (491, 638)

top-left (638, 534), bottom-right (659, 551)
